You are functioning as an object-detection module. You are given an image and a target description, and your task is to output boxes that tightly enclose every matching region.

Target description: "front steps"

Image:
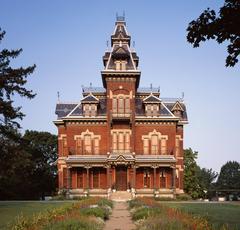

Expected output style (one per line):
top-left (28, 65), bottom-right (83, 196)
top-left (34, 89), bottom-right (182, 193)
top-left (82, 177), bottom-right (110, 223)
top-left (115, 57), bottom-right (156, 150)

top-left (110, 191), bottom-right (132, 202)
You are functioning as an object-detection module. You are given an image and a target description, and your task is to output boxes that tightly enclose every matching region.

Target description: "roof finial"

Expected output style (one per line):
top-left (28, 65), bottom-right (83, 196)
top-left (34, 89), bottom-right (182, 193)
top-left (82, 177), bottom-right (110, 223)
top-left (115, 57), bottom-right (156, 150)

top-left (88, 82), bottom-right (92, 94)
top-left (182, 92), bottom-right (185, 99)
top-left (106, 40), bottom-right (109, 50)
top-left (57, 91), bottom-right (60, 102)
top-left (133, 41), bottom-right (135, 48)
top-left (116, 12), bottom-right (125, 22)
top-left (150, 83), bottom-right (153, 93)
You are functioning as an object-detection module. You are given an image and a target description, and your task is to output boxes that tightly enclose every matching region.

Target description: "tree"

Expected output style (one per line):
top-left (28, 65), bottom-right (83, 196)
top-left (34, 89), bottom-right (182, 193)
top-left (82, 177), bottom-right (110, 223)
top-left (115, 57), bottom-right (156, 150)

top-left (23, 130), bottom-right (58, 199)
top-left (0, 130), bottom-right (57, 200)
top-left (196, 167), bottom-right (218, 191)
top-left (0, 28), bottom-right (36, 136)
top-left (217, 161), bottom-right (240, 189)
top-left (196, 166), bottom-right (218, 199)
top-left (183, 148), bottom-right (204, 199)
top-left (187, 0), bottom-right (240, 67)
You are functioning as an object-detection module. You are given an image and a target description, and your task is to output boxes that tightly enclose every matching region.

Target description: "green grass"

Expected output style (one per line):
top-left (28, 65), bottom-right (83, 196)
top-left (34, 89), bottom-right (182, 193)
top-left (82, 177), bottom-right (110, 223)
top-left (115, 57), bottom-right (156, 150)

top-left (0, 201), bottom-right (73, 229)
top-left (164, 202), bottom-right (240, 230)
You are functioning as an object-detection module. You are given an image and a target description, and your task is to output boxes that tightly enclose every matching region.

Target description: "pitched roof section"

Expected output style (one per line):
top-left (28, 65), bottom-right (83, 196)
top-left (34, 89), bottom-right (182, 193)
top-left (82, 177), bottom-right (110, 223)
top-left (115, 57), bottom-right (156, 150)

top-left (143, 93), bottom-right (161, 103)
top-left (81, 93), bottom-right (99, 103)
top-left (171, 101), bottom-right (184, 111)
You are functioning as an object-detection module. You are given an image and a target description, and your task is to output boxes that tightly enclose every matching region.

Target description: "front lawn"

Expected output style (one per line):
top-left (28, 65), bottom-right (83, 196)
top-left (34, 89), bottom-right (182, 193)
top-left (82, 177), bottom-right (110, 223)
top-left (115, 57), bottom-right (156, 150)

top-left (0, 198), bottom-right (113, 230)
top-left (129, 198), bottom-right (240, 230)
top-left (164, 202), bottom-right (240, 230)
top-left (0, 201), bottom-right (72, 229)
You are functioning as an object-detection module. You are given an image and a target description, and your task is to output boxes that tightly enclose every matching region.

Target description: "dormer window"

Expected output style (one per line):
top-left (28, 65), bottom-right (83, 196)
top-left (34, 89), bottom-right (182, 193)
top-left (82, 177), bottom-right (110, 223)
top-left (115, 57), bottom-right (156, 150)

top-left (146, 104), bottom-right (159, 116)
top-left (83, 104), bottom-right (97, 117)
top-left (143, 93), bottom-right (161, 117)
top-left (171, 101), bottom-right (184, 118)
top-left (81, 93), bottom-right (99, 117)
top-left (115, 60), bottom-right (127, 70)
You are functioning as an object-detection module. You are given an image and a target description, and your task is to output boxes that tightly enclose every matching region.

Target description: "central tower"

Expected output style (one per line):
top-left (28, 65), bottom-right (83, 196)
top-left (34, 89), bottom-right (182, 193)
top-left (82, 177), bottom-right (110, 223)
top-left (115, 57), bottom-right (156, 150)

top-left (102, 16), bottom-right (140, 156)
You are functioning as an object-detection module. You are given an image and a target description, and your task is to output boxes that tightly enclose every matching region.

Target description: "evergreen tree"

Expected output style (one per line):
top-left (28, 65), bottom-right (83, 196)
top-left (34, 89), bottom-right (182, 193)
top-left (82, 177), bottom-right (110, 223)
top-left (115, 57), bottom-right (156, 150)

top-left (0, 28), bottom-right (36, 137)
top-left (217, 161), bottom-right (240, 189)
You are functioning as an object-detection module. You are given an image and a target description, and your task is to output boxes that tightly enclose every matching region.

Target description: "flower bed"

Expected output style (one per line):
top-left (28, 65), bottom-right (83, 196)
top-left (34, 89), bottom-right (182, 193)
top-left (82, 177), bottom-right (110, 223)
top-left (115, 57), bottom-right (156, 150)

top-left (129, 198), bottom-right (216, 230)
top-left (9, 198), bottom-right (113, 230)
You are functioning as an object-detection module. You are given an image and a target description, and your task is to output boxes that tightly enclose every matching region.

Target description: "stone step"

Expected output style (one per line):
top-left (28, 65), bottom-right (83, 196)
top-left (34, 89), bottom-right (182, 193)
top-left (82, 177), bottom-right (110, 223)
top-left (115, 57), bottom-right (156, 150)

top-left (110, 191), bottom-right (132, 202)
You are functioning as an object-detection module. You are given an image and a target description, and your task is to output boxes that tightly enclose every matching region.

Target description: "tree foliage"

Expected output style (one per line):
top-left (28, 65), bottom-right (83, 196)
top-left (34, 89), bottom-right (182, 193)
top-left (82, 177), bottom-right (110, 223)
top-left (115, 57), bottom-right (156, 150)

top-left (196, 167), bottom-right (218, 191)
top-left (183, 148), bottom-right (204, 199)
top-left (187, 0), bottom-right (240, 67)
top-left (0, 130), bottom-right (57, 200)
top-left (0, 27), bottom-right (36, 136)
top-left (217, 161), bottom-right (240, 189)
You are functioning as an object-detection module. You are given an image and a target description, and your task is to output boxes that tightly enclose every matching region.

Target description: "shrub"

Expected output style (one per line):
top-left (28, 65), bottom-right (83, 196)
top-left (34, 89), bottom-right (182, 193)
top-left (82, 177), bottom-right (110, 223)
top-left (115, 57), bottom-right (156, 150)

top-left (81, 207), bottom-right (110, 220)
top-left (128, 199), bottom-right (145, 209)
top-left (176, 194), bottom-right (192, 201)
top-left (132, 207), bottom-right (163, 221)
top-left (42, 217), bottom-right (103, 230)
top-left (97, 198), bottom-right (113, 209)
top-left (155, 197), bottom-right (176, 201)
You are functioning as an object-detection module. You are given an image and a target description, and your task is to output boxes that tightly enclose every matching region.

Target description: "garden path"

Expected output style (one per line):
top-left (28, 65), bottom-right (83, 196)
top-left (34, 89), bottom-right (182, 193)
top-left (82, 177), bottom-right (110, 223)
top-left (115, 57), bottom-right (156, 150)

top-left (104, 201), bottom-right (136, 230)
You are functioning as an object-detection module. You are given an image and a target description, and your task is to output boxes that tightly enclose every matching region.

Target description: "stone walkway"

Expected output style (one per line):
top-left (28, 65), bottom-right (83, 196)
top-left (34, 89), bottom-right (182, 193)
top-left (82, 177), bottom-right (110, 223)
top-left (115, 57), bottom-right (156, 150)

top-left (104, 202), bottom-right (136, 230)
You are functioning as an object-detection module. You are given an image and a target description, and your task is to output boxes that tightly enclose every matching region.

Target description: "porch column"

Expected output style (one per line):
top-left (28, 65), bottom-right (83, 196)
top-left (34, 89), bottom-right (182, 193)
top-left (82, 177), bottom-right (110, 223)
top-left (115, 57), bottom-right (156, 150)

top-left (67, 167), bottom-right (72, 190)
top-left (172, 167), bottom-right (176, 189)
top-left (107, 166), bottom-right (111, 189)
top-left (132, 166), bottom-right (136, 189)
top-left (153, 166), bottom-right (157, 190)
top-left (86, 167), bottom-right (90, 190)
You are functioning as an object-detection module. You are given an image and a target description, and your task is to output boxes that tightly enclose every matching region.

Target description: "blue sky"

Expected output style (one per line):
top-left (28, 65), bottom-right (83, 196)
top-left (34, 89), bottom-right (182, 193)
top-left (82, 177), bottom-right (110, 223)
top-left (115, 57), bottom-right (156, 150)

top-left (1, 0), bottom-right (239, 173)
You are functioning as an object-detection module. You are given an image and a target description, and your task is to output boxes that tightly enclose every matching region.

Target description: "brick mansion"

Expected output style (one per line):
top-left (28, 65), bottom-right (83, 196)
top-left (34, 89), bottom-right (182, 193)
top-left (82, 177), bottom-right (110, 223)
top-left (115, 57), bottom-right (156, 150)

top-left (54, 16), bottom-right (188, 198)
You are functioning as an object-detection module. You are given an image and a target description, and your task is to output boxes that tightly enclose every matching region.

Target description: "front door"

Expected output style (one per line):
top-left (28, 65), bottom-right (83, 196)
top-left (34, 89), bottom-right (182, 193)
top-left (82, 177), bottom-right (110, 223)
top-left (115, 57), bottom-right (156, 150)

top-left (116, 166), bottom-right (127, 190)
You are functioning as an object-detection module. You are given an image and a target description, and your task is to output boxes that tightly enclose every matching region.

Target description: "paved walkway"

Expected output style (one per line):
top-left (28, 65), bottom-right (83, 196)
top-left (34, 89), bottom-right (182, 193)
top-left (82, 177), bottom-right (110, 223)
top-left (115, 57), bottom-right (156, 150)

top-left (104, 202), bottom-right (136, 230)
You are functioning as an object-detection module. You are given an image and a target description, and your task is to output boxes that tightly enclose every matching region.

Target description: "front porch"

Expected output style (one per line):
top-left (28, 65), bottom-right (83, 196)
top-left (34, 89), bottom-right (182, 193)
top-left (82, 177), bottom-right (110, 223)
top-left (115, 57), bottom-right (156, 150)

top-left (59, 154), bottom-right (180, 198)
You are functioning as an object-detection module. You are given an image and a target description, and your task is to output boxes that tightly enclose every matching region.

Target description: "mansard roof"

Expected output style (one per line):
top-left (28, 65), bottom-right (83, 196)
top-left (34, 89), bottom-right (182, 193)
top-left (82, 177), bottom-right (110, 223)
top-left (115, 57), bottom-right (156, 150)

top-left (55, 103), bottom-right (78, 118)
top-left (55, 98), bottom-right (107, 119)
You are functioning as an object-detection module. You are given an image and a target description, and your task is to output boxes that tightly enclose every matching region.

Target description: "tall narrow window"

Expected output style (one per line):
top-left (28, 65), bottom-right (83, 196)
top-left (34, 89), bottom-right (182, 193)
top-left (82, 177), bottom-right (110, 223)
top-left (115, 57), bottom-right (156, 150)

top-left (84, 135), bottom-right (92, 154)
top-left (76, 138), bottom-right (82, 154)
top-left (125, 132), bottom-right (130, 153)
top-left (63, 168), bottom-right (67, 188)
top-left (62, 137), bottom-right (68, 156)
top-left (151, 135), bottom-right (158, 154)
top-left (94, 138), bottom-right (99, 154)
top-left (84, 104), bottom-right (90, 116)
top-left (153, 104), bottom-right (158, 116)
top-left (143, 169), bottom-right (151, 188)
top-left (93, 169), bottom-right (99, 188)
top-left (160, 170), bottom-right (166, 188)
top-left (112, 98), bottom-right (117, 113)
top-left (90, 104), bottom-right (96, 116)
top-left (118, 97), bottom-right (124, 114)
top-left (112, 132), bottom-right (117, 152)
top-left (115, 61), bottom-right (121, 70)
top-left (161, 138), bottom-right (167, 155)
top-left (143, 139), bottom-right (149, 154)
top-left (121, 61), bottom-right (126, 70)
top-left (77, 169), bottom-right (83, 188)
top-left (125, 98), bottom-right (130, 113)
top-left (175, 137), bottom-right (180, 156)
top-left (118, 132), bottom-right (124, 152)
